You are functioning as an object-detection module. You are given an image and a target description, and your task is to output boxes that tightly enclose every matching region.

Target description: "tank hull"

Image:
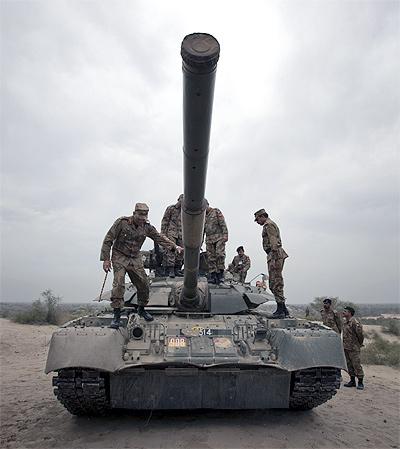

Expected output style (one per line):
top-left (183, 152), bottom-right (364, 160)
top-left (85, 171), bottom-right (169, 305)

top-left (110, 367), bottom-right (290, 409)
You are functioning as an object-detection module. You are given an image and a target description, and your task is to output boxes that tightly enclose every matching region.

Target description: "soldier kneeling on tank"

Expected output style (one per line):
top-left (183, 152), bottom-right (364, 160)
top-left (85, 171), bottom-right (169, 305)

top-left (101, 202), bottom-right (183, 328)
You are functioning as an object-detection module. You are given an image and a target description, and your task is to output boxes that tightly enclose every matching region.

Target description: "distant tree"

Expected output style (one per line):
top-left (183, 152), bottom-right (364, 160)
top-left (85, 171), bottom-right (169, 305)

top-left (41, 289), bottom-right (61, 324)
top-left (13, 289), bottom-right (62, 325)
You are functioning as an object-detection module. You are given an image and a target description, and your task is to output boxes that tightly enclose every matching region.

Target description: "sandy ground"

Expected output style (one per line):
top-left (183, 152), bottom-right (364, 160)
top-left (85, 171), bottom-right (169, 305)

top-left (0, 318), bottom-right (399, 449)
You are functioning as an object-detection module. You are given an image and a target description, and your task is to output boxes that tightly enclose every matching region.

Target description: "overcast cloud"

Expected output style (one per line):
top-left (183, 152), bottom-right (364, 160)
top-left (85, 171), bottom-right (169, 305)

top-left (1, 0), bottom-right (399, 303)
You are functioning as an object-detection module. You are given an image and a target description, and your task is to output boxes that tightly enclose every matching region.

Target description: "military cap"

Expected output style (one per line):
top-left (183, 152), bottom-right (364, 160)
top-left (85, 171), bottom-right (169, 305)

top-left (254, 208), bottom-right (268, 221)
top-left (134, 203), bottom-right (149, 212)
top-left (344, 306), bottom-right (355, 316)
top-left (323, 298), bottom-right (332, 304)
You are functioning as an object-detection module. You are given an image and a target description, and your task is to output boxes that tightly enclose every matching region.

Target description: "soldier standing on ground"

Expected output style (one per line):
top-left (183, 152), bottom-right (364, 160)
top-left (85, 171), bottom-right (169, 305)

top-left (342, 306), bottom-right (365, 390)
top-left (101, 203), bottom-right (183, 328)
top-left (228, 246), bottom-right (251, 283)
top-left (161, 194), bottom-right (184, 278)
top-left (254, 209), bottom-right (289, 318)
top-left (320, 298), bottom-right (343, 334)
top-left (204, 202), bottom-right (228, 285)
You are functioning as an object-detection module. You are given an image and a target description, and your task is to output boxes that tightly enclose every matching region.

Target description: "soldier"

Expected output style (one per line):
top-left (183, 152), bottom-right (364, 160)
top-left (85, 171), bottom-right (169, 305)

top-left (101, 203), bottom-right (183, 328)
top-left (342, 306), bottom-right (365, 390)
top-left (204, 202), bottom-right (228, 284)
top-left (320, 298), bottom-right (343, 334)
top-left (228, 246), bottom-right (251, 283)
top-left (161, 194), bottom-right (184, 278)
top-left (254, 209), bottom-right (289, 318)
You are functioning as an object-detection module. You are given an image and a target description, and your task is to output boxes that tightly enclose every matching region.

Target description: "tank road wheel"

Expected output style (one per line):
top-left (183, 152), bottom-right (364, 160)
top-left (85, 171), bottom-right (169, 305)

top-left (289, 367), bottom-right (341, 410)
top-left (52, 368), bottom-right (110, 416)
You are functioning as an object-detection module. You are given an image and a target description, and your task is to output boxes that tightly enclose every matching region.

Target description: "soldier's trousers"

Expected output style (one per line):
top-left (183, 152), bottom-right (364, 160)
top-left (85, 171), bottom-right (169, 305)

top-left (344, 349), bottom-right (364, 377)
top-left (163, 236), bottom-right (183, 268)
top-left (229, 267), bottom-right (248, 283)
top-left (111, 257), bottom-right (149, 309)
top-left (206, 240), bottom-right (226, 273)
top-left (267, 256), bottom-right (286, 303)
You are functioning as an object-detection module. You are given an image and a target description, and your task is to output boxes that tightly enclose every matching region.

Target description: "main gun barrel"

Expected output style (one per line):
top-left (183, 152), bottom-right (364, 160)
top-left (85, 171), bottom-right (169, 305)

top-left (180, 33), bottom-right (220, 306)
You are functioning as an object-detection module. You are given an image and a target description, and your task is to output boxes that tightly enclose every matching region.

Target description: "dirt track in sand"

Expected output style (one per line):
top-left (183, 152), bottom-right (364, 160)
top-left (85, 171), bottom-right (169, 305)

top-left (0, 318), bottom-right (399, 449)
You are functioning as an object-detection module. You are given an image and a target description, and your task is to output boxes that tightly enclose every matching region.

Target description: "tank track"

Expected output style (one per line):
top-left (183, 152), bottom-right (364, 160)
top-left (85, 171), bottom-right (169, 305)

top-left (289, 367), bottom-right (341, 410)
top-left (52, 368), bottom-right (110, 416)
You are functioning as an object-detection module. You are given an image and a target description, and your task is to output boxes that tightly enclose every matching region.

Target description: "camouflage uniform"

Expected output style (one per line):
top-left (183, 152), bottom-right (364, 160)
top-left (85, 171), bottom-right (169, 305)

top-left (161, 200), bottom-right (183, 269)
top-left (343, 317), bottom-right (364, 378)
top-left (100, 216), bottom-right (177, 309)
top-left (261, 218), bottom-right (288, 304)
top-left (320, 308), bottom-right (343, 334)
top-left (228, 254), bottom-right (251, 283)
top-left (204, 208), bottom-right (228, 273)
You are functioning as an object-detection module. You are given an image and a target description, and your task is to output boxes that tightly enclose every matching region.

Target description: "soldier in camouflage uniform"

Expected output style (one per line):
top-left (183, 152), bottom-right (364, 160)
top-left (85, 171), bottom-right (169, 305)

top-left (204, 203), bottom-right (228, 285)
top-left (342, 306), bottom-right (365, 390)
top-left (161, 194), bottom-right (184, 278)
top-left (101, 203), bottom-right (183, 327)
top-left (320, 298), bottom-right (343, 334)
top-left (254, 209), bottom-right (289, 318)
top-left (228, 246), bottom-right (251, 283)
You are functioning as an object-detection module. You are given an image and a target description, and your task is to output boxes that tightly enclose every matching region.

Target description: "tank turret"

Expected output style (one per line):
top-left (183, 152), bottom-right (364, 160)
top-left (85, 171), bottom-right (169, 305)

top-left (178, 33), bottom-right (220, 310)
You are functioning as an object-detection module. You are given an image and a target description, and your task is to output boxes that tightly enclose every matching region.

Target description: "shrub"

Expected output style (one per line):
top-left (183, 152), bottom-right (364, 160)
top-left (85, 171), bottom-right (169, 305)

top-left (361, 333), bottom-right (400, 367)
top-left (14, 299), bottom-right (47, 324)
top-left (12, 290), bottom-right (62, 325)
top-left (382, 319), bottom-right (400, 336)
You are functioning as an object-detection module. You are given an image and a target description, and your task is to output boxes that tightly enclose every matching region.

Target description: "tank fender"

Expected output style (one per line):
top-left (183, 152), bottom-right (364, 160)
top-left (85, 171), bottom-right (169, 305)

top-left (268, 327), bottom-right (347, 371)
top-left (45, 326), bottom-right (127, 374)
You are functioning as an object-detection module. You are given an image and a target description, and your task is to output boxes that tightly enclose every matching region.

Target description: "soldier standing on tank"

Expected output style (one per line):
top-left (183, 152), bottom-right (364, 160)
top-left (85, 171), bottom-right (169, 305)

top-left (161, 194), bottom-right (184, 278)
top-left (228, 246), bottom-right (251, 283)
top-left (204, 202), bottom-right (228, 285)
top-left (342, 306), bottom-right (365, 390)
top-left (254, 209), bottom-right (289, 318)
top-left (101, 203), bottom-right (183, 328)
top-left (320, 298), bottom-right (343, 334)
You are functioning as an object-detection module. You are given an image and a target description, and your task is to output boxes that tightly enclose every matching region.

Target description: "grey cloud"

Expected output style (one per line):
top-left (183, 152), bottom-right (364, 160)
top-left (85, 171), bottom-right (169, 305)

top-left (1, 1), bottom-right (398, 303)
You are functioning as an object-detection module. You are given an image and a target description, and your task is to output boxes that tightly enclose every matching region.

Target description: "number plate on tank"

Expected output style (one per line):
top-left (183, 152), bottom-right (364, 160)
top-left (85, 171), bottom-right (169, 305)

top-left (167, 337), bottom-right (187, 348)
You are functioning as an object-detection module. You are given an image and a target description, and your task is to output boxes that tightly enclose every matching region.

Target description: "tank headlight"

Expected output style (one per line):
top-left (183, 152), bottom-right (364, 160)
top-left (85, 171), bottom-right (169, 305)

top-left (131, 326), bottom-right (144, 340)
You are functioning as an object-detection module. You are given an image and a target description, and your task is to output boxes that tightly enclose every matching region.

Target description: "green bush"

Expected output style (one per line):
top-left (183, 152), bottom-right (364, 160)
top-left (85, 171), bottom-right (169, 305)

top-left (14, 299), bottom-right (47, 324)
top-left (382, 319), bottom-right (400, 336)
top-left (12, 290), bottom-right (62, 325)
top-left (361, 333), bottom-right (400, 367)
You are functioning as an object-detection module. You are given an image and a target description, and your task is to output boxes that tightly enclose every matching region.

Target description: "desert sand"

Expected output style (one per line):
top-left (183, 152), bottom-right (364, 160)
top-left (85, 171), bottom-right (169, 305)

top-left (0, 317), bottom-right (399, 449)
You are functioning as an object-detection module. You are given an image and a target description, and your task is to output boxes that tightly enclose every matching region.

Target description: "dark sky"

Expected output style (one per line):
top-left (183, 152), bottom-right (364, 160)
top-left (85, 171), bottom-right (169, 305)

top-left (1, 1), bottom-right (399, 303)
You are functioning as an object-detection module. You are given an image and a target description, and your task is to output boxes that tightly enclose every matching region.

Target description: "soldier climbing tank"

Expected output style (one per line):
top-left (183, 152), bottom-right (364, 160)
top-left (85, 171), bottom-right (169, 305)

top-left (45, 33), bottom-right (347, 414)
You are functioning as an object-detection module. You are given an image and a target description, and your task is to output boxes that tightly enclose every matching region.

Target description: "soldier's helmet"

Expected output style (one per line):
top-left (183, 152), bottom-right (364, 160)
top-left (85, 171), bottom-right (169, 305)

top-left (134, 203), bottom-right (149, 214)
top-left (177, 194), bottom-right (184, 202)
top-left (344, 306), bottom-right (355, 316)
top-left (323, 298), bottom-right (332, 305)
top-left (254, 208), bottom-right (268, 221)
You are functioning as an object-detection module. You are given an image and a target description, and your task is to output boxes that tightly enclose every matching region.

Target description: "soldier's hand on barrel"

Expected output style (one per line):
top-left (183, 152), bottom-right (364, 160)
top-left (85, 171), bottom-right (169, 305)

top-left (103, 260), bottom-right (112, 272)
top-left (222, 236), bottom-right (228, 242)
top-left (176, 246), bottom-right (184, 255)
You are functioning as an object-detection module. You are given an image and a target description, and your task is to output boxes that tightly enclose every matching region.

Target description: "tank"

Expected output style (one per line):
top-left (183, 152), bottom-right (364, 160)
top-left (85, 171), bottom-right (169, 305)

top-left (45, 33), bottom-right (346, 415)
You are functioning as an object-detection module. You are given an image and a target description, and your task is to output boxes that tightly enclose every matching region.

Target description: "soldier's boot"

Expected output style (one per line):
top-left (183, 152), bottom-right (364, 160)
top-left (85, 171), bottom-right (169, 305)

top-left (282, 303), bottom-right (290, 317)
top-left (208, 272), bottom-right (216, 284)
top-left (168, 267), bottom-right (175, 278)
top-left (174, 267), bottom-right (183, 277)
top-left (271, 303), bottom-right (285, 319)
top-left (109, 308), bottom-right (121, 329)
top-left (344, 376), bottom-right (356, 387)
top-left (357, 377), bottom-right (364, 390)
top-left (215, 271), bottom-right (221, 285)
top-left (138, 305), bottom-right (154, 322)
top-left (219, 270), bottom-right (225, 284)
